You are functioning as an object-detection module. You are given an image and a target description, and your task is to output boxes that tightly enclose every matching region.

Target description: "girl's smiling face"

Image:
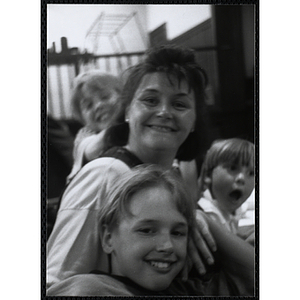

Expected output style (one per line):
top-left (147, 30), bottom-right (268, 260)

top-left (103, 184), bottom-right (188, 291)
top-left (125, 72), bottom-right (196, 159)
top-left (80, 85), bottom-right (119, 132)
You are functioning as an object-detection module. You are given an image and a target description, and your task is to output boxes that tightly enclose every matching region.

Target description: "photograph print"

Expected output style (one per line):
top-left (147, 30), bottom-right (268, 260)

top-left (42, 1), bottom-right (258, 298)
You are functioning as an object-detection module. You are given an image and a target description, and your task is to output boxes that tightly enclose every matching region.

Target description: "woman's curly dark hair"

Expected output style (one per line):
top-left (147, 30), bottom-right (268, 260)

top-left (103, 45), bottom-right (210, 161)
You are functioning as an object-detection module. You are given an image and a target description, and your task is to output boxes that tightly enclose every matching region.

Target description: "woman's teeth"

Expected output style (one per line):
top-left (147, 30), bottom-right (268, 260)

top-left (149, 125), bottom-right (173, 132)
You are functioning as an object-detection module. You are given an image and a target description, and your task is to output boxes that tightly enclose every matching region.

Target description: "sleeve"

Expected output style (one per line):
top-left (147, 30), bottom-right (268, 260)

top-left (47, 274), bottom-right (134, 296)
top-left (198, 198), bottom-right (228, 227)
top-left (47, 158), bottom-right (130, 288)
top-left (66, 129), bottom-right (95, 183)
top-left (196, 269), bottom-right (254, 296)
top-left (67, 130), bottom-right (107, 184)
top-left (171, 269), bottom-right (254, 296)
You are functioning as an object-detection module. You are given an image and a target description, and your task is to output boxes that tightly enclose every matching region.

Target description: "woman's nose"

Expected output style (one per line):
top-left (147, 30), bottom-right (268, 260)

top-left (156, 234), bottom-right (174, 253)
top-left (156, 103), bottom-right (172, 119)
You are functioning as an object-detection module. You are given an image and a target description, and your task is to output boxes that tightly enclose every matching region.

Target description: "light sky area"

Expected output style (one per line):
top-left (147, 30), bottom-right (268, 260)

top-left (48, 4), bottom-right (211, 53)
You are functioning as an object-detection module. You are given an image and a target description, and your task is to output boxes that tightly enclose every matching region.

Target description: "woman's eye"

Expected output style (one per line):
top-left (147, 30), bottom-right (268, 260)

top-left (141, 97), bottom-right (158, 106)
top-left (173, 101), bottom-right (188, 110)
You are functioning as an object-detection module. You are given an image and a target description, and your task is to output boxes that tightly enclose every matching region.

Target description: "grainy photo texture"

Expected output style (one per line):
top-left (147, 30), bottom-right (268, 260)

top-left (42, 1), bottom-right (258, 298)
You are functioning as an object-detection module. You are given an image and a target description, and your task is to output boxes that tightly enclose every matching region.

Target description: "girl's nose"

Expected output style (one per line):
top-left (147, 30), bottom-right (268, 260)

top-left (156, 234), bottom-right (174, 253)
top-left (94, 101), bottom-right (104, 111)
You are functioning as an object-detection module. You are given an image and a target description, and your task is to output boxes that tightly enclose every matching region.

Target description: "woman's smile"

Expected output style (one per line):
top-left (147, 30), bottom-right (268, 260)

top-left (125, 72), bottom-right (196, 164)
top-left (146, 124), bottom-right (177, 133)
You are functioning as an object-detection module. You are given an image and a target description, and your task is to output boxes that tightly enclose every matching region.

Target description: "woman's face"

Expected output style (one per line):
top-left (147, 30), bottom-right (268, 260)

top-left (126, 72), bottom-right (196, 157)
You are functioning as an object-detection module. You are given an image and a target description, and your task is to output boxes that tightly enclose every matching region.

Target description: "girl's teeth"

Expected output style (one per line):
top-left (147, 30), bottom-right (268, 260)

top-left (150, 261), bottom-right (170, 269)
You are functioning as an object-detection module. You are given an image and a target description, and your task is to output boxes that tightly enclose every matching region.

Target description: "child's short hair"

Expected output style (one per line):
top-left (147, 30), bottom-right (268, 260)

top-left (70, 70), bottom-right (122, 123)
top-left (99, 164), bottom-right (196, 234)
top-left (199, 138), bottom-right (255, 194)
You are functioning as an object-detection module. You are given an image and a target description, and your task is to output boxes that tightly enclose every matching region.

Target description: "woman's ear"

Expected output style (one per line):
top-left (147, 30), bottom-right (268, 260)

top-left (190, 119), bottom-right (196, 133)
top-left (125, 106), bottom-right (131, 123)
top-left (101, 225), bottom-right (114, 254)
top-left (204, 176), bottom-right (212, 189)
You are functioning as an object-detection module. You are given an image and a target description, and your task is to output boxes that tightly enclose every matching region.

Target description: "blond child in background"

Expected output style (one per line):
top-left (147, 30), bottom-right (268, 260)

top-left (67, 70), bottom-right (122, 182)
top-left (47, 165), bottom-right (254, 296)
top-left (198, 138), bottom-right (255, 235)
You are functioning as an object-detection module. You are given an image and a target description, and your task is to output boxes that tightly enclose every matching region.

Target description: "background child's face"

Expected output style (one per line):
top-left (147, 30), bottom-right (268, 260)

top-left (210, 162), bottom-right (254, 213)
top-left (79, 84), bottom-right (119, 132)
top-left (105, 185), bottom-right (188, 291)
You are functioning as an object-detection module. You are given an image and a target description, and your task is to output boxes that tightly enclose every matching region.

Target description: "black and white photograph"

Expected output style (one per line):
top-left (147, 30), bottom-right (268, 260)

top-left (42, 2), bottom-right (258, 297)
top-left (6, 0), bottom-right (300, 299)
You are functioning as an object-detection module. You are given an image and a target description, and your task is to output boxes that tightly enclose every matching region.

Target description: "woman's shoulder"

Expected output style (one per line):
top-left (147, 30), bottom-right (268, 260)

top-left (60, 157), bottom-right (131, 210)
top-left (84, 155), bottom-right (131, 171)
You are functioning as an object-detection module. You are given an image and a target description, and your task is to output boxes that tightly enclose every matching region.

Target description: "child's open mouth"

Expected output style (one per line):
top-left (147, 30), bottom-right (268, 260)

top-left (229, 190), bottom-right (243, 201)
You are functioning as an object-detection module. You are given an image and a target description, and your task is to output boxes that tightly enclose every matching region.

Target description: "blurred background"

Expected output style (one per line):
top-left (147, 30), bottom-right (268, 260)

top-left (47, 4), bottom-right (256, 200)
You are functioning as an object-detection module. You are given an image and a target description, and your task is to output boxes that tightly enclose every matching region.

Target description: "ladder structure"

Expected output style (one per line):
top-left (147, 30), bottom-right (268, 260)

top-left (84, 12), bottom-right (147, 54)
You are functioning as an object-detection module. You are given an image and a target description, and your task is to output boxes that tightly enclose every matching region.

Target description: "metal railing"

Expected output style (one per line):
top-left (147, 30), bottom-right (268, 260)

top-left (47, 51), bottom-right (145, 119)
top-left (47, 48), bottom-right (218, 119)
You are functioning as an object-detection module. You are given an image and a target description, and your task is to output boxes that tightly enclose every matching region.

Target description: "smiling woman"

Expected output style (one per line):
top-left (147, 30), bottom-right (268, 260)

top-left (125, 72), bottom-right (196, 168)
top-left (47, 45), bottom-right (231, 295)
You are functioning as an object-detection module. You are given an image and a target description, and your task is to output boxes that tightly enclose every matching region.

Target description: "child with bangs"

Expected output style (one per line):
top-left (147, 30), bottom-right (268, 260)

top-left (67, 70), bottom-right (123, 183)
top-left (198, 138), bottom-right (255, 235)
top-left (47, 165), bottom-right (254, 296)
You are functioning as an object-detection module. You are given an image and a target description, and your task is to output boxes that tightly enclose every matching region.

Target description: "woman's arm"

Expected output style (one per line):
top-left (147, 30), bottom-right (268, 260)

top-left (184, 213), bottom-right (217, 278)
top-left (195, 209), bottom-right (254, 294)
top-left (47, 158), bottom-right (130, 288)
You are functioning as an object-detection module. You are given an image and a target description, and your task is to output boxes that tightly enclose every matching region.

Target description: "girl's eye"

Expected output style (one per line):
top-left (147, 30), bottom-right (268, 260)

top-left (172, 230), bottom-right (187, 237)
top-left (137, 228), bottom-right (155, 234)
top-left (81, 99), bottom-right (93, 110)
top-left (101, 95), bottom-right (109, 101)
